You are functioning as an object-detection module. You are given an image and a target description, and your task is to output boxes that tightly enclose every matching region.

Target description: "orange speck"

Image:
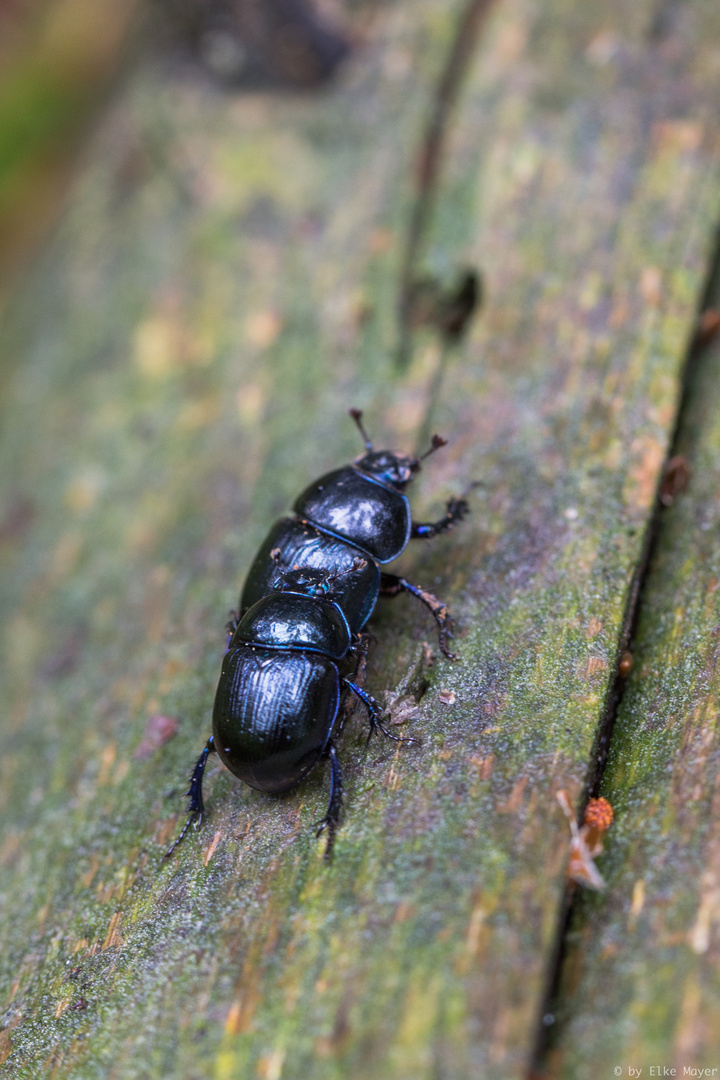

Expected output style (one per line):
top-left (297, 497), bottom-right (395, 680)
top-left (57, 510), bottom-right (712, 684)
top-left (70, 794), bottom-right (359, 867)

top-left (618, 650), bottom-right (633, 678)
top-left (584, 797), bottom-right (614, 832)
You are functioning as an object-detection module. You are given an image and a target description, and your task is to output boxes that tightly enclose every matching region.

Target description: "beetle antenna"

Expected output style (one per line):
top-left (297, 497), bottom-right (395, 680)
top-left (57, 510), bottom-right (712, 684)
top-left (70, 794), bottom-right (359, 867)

top-left (268, 548), bottom-right (303, 589)
top-left (419, 433), bottom-right (448, 461)
top-left (349, 408), bottom-right (373, 452)
top-left (326, 557), bottom-right (367, 587)
top-left (269, 547), bottom-right (292, 578)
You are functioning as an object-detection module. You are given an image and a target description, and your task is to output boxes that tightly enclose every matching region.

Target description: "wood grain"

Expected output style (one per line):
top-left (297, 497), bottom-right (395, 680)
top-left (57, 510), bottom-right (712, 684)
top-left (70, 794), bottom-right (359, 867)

top-left (544, 277), bottom-right (720, 1078)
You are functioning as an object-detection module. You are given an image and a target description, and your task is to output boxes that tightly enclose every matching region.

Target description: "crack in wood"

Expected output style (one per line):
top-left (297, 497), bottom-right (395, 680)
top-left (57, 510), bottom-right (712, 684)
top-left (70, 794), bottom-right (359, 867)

top-left (396, 0), bottom-right (495, 371)
top-left (529, 220), bottom-right (720, 1079)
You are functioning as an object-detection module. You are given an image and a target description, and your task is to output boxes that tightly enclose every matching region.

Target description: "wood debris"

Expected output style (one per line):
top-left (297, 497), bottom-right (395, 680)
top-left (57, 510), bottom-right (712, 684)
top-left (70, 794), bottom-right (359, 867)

top-left (557, 790), bottom-right (614, 891)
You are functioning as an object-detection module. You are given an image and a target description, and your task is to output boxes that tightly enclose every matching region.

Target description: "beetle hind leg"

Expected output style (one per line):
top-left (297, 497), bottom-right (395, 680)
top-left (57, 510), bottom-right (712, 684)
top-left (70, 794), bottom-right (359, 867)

top-left (315, 742), bottom-right (343, 860)
top-left (345, 679), bottom-right (420, 746)
top-left (379, 573), bottom-right (456, 659)
top-left (164, 736), bottom-right (216, 858)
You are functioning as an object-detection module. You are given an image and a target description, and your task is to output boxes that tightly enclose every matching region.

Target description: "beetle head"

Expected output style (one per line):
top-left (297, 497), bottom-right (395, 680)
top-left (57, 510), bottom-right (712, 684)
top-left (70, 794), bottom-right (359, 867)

top-left (354, 450), bottom-right (419, 490)
top-left (275, 566), bottom-right (332, 597)
top-left (269, 551), bottom-right (367, 598)
top-left (349, 409), bottom-right (448, 490)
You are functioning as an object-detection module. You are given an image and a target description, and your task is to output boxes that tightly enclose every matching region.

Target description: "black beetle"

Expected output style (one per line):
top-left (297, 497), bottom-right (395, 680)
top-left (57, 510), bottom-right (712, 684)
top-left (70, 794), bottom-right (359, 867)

top-left (241, 409), bottom-right (467, 648)
top-left (166, 410), bottom-right (467, 856)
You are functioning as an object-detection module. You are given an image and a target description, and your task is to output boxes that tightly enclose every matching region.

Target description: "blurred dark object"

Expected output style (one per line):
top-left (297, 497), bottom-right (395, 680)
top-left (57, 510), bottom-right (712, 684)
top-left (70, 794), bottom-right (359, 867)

top-left (659, 454), bottom-right (691, 507)
top-left (163, 0), bottom-right (351, 87)
top-left (692, 307), bottom-right (720, 351)
top-left (396, 0), bottom-right (494, 368)
top-left (406, 268), bottom-right (481, 342)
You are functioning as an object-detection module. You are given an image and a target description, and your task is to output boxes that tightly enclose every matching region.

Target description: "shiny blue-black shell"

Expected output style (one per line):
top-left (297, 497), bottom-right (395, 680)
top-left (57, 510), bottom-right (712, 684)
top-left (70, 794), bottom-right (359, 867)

top-left (212, 645), bottom-right (340, 794)
top-left (218, 451), bottom-right (415, 796)
top-left (233, 591), bottom-right (351, 659)
top-left (293, 465), bottom-right (411, 564)
top-left (213, 592), bottom-right (350, 793)
top-left (240, 517), bottom-right (381, 633)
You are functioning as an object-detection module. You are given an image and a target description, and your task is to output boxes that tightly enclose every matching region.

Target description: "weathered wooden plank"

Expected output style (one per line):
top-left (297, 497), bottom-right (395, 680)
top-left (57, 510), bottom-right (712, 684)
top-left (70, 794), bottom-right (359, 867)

top-left (542, 286), bottom-right (720, 1075)
top-left (1, 1), bottom-right (720, 1078)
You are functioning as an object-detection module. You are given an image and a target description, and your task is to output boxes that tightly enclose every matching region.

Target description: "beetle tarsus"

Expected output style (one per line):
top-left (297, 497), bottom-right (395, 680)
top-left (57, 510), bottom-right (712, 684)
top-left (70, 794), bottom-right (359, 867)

top-left (315, 742), bottom-right (343, 859)
top-left (345, 679), bottom-right (419, 745)
top-left (379, 574), bottom-right (457, 659)
top-left (164, 736), bottom-right (216, 858)
top-left (411, 496), bottom-right (469, 539)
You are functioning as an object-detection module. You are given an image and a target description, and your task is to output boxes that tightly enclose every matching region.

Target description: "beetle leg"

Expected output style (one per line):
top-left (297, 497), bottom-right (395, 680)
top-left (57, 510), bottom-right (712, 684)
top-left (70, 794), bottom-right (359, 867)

top-left (350, 629), bottom-right (374, 684)
top-left (225, 610), bottom-right (240, 650)
top-left (164, 736), bottom-right (216, 858)
top-left (338, 634), bottom-right (369, 734)
top-left (379, 573), bottom-right (456, 659)
top-left (345, 679), bottom-right (420, 746)
top-left (411, 496), bottom-right (469, 539)
top-left (315, 742), bottom-right (343, 859)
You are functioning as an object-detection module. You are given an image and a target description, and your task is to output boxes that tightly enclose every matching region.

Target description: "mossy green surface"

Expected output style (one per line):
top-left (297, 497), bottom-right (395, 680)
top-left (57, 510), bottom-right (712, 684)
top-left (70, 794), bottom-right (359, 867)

top-left (1, 0), bottom-right (720, 1077)
top-left (549, 255), bottom-right (720, 1078)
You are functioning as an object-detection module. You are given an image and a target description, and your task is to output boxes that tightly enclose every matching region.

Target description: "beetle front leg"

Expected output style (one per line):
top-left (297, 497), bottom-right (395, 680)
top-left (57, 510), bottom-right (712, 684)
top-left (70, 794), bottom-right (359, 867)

top-left (379, 573), bottom-right (456, 659)
top-left (345, 679), bottom-right (420, 746)
top-left (315, 742), bottom-right (343, 859)
top-left (165, 736), bottom-right (216, 858)
top-left (411, 496), bottom-right (468, 540)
